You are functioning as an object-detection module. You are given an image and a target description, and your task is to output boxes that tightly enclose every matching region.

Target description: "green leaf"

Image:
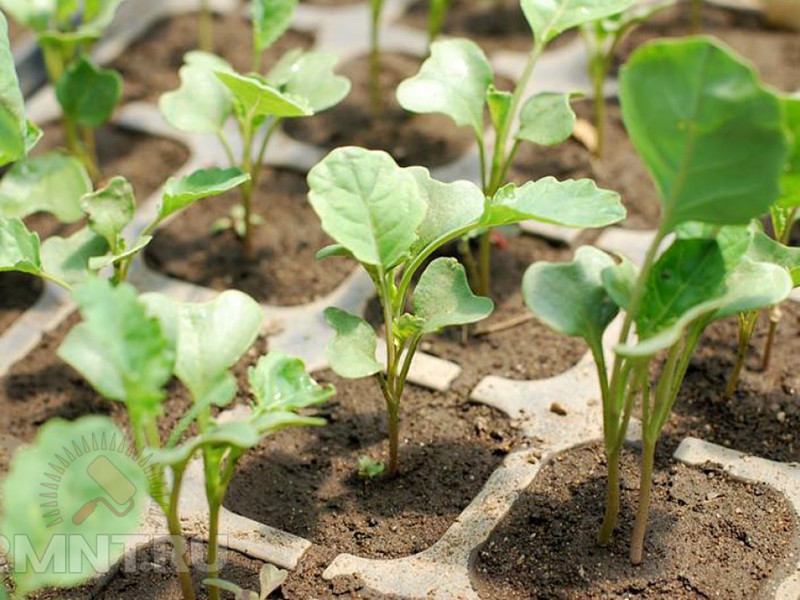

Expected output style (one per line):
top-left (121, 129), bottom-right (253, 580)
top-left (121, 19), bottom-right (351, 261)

top-left (308, 147), bottom-right (426, 270)
top-left (259, 564), bottom-right (289, 600)
top-left (0, 217), bottom-right (42, 275)
top-left (396, 38), bottom-right (492, 138)
top-left (747, 232), bottom-right (800, 287)
top-left (358, 456), bottom-right (386, 479)
top-left (248, 351), bottom-right (334, 413)
top-left (86, 234), bottom-right (151, 272)
top-left (521, 0), bottom-right (638, 43)
top-left (323, 307), bottom-right (382, 378)
top-left (0, 12), bottom-right (28, 166)
top-left (315, 244), bottom-right (354, 261)
top-left (55, 56), bottom-right (122, 127)
top-left (0, 153), bottom-right (92, 222)
top-left (523, 246), bottom-right (619, 353)
top-left (159, 51), bottom-right (234, 134)
top-left (1, 416), bottom-right (148, 596)
top-left (485, 178), bottom-right (625, 228)
top-left (675, 222), bottom-right (754, 269)
top-left (57, 279), bottom-right (175, 414)
top-left (141, 290), bottom-right (263, 407)
top-left (81, 177), bottom-right (135, 251)
top-left (780, 97), bottom-right (800, 209)
top-left (268, 49), bottom-right (350, 113)
top-left (487, 85), bottom-right (513, 134)
top-left (601, 255), bottom-right (638, 311)
top-left (41, 227), bottom-right (109, 286)
top-left (216, 71), bottom-right (313, 120)
top-left (636, 238), bottom-right (726, 340)
top-left (620, 38), bottom-right (788, 230)
top-left (149, 421), bottom-right (262, 465)
top-left (406, 166), bottom-right (484, 252)
top-left (515, 92), bottom-right (576, 146)
top-left (712, 257), bottom-right (792, 319)
top-left (160, 167), bottom-right (250, 221)
top-left (413, 257), bottom-right (494, 333)
top-left (252, 0), bottom-right (298, 52)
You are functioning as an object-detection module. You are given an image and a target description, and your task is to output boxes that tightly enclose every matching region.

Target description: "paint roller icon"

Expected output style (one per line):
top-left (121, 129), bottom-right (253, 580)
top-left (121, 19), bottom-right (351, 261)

top-left (72, 456), bottom-right (138, 526)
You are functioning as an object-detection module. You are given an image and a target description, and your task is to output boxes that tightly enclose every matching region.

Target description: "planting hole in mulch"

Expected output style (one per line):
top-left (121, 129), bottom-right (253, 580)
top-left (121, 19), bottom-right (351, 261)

top-left (473, 442), bottom-right (797, 599)
top-left (224, 371), bottom-right (520, 596)
top-left (112, 12), bottom-right (315, 104)
top-left (283, 52), bottom-right (475, 168)
top-left (29, 540), bottom-right (264, 600)
top-left (145, 167), bottom-right (354, 305)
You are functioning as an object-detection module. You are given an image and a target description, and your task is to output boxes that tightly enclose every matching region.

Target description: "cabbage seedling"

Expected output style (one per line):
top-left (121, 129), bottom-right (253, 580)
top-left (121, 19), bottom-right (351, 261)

top-left (160, 4), bottom-right (349, 260)
top-left (579, 0), bottom-right (674, 157)
top-left (58, 280), bottom-right (333, 600)
top-left (397, 0), bottom-right (638, 294)
top-left (523, 38), bottom-right (791, 564)
top-left (0, 167), bottom-right (249, 288)
top-left (0, 0), bottom-right (125, 181)
top-left (309, 146), bottom-right (624, 475)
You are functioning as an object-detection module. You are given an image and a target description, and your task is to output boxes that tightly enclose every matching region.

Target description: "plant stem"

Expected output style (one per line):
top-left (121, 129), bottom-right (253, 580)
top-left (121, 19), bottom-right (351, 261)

top-left (427, 0), bottom-right (450, 47)
top-left (167, 465), bottom-right (196, 600)
top-left (240, 123), bottom-right (255, 261)
top-left (206, 498), bottom-right (222, 600)
top-left (725, 311), bottom-right (758, 398)
top-left (690, 0), bottom-right (703, 33)
top-left (630, 436), bottom-right (656, 565)
top-left (477, 231), bottom-right (492, 296)
top-left (386, 394), bottom-right (400, 476)
top-left (199, 0), bottom-right (213, 52)
top-left (590, 53), bottom-right (608, 159)
top-left (368, 0), bottom-right (384, 117)
top-left (597, 446), bottom-right (621, 545)
top-left (761, 304), bottom-right (782, 371)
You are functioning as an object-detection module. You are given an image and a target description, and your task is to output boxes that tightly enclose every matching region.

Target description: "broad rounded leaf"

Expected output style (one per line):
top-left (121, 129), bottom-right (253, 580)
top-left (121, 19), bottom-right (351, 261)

top-left (524, 246), bottom-right (619, 351)
top-left (0, 153), bottom-right (92, 222)
top-left (268, 49), bottom-right (350, 113)
top-left (160, 167), bottom-right (250, 220)
top-left (253, 0), bottom-right (298, 52)
top-left (413, 257), bottom-right (494, 333)
top-left (56, 56), bottom-right (122, 127)
top-left (521, 0), bottom-right (638, 43)
top-left (308, 147), bottom-right (425, 269)
top-left (396, 38), bottom-right (492, 137)
top-left (2, 416), bottom-right (148, 596)
top-left (216, 71), bottom-right (312, 119)
top-left (57, 279), bottom-right (175, 413)
top-left (712, 257), bottom-right (792, 319)
top-left (620, 38), bottom-right (788, 229)
top-left (747, 231), bottom-right (800, 287)
top-left (81, 177), bottom-right (135, 250)
top-left (0, 217), bottom-right (42, 275)
top-left (0, 12), bottom-right (27, 166)
top-left (516, 92), bottom-right (576, 146)
top-left (778, 97), bottom-right (800, 210)
top-left (41, 227), bottom-right (109, 286)
top-left (248, 351), bottom-right (335, 412)
top-left (159, 51), bottom-right (234, 134)
top-left (323, 307), bottom-right (382, 379)
top-left (485, 178), bottom-right (625, 228)
top-left (149, 421), bottom-right (262, 466)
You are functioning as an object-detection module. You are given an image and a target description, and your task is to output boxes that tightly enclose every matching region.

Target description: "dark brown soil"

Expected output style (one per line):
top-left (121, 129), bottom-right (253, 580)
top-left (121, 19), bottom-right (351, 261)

top-left (145, 167), bottom-right (354, 306)
top-left (510, 99), bottom-right (660, 231)
top-left (617, 4), bottom-right (800, 92)
top-left (112, 13), bottom-right (315, 104)
top-left (32, 541), bottom-right (264, 600)
top-left (283, 52), bottom-right (475, 168)
top-left (473, 443), bottom-right (797, 599)
top-left (668, 302), bottom-right (800, 464)
top-left (225, 370), bottom-right (522, 597)
top-left (0, 272), bottom-right (42, 334)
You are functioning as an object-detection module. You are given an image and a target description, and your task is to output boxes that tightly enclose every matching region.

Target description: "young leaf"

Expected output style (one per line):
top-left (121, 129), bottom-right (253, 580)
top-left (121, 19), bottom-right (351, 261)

top-left (56, 56), bottom-right (122, 127)
top-left (57, 279), bottom-right (175, 413)
top-left (259, 564), bottom-right (289, 600)
top-left (523, 246), bottom-right (619, 353)
top-left (308, 147), bottom-right (426, 270)
top-left (1, 416), bottom-right (148, 597)
top-left (248, 351), bottom-right (335, 412)
top-left (0, 217), bottom-right (42, 275)
top-left (323, 307), bottom-right (383, 378)
top-left (747, 231), bottom-right (800, 286)
top-left (485, 178), bottom-right (625, 228)
top-left (150, 421), bottom-right (262, 465)
top-left (620, 38), bottom-right (787, 230)
top-left (41, 227), bottom-right (109, 286)
top-left (601, 255), bottom-right (638, 311)
top-left (0, 12), bottom-right (28, 166)
top-left (396, 38), bottom-right (492, 138)
top-left (521, 0), bottom-right (638, 43)
top-left (515, 92), bottom-right (576, 147)
top-left (81, 177), bottom-right (135, 251)
top-left (358, 456), bottom-right (386, 479)
top-left (159, 52), bottom-right (234, 134)
top-left (160, 167), bottom-right (250, 220)
top-left (268, 49), bottom-right (351, 113)
top-left (487, 86), bottom-right (513, 134)
top-left (252, 0), bottom-right (298, 53)
top-left (215, 71), bottom-right (313, 119)
top-left (711, 257), bottom-right (792, 319)
top-left (141, 290), bottom-right (263, 407)
top-left (0, 153), bottom-right (92, 222)
top-left (780, 97), bottom-right (800, 207)
top-left (413, 257), bottom-right (494, 333)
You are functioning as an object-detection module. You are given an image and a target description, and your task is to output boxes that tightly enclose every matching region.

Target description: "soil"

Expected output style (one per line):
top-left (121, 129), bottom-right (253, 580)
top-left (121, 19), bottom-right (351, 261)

top-left (283, 52), bottom-right (475, 168)
top-left (473, 442), bottom-right (797, 599)
top-left (31, 541), bottom-right (264, 600)
top-left (112, 13), bottom-right (315, 104)
top-left (145, 167), bottom-right (354, 306)
top-left (0, 273), bottom-right (42, 334)
top-left (616, 4), bottom-right (800, 93)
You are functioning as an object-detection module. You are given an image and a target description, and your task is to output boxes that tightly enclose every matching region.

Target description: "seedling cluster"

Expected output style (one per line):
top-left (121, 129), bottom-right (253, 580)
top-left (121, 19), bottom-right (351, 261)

top-left (1, 0), bottom-right (799, 597)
